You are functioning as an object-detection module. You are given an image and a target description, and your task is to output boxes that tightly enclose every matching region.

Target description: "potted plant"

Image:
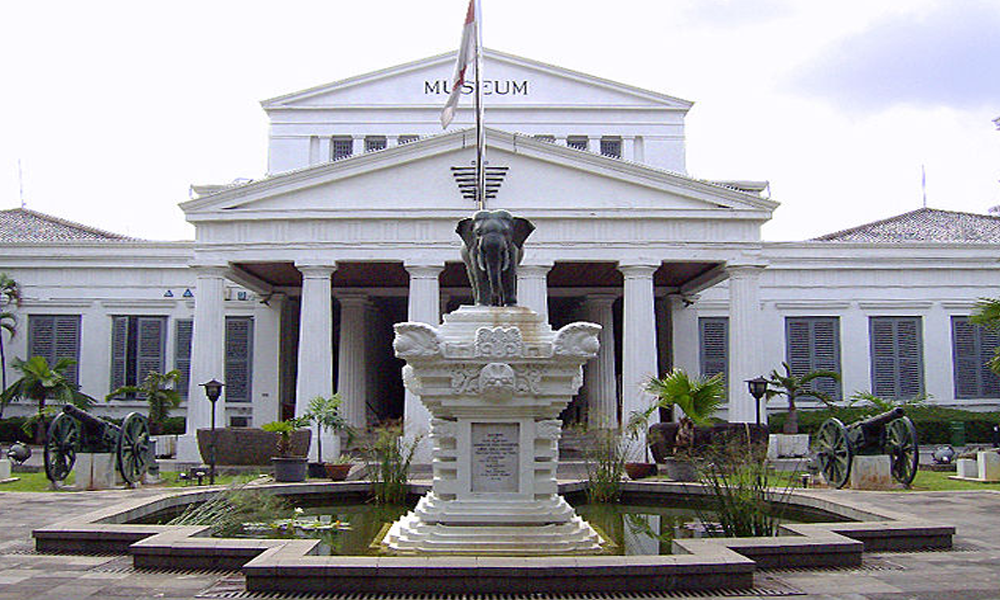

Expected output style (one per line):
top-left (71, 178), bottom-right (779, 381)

top-left (1, 356), bottom-right (95, 444)
top-left (324, 454), bottom-right (355, 481)
top-left (262, 416), bottom-right (311, 482)
top-left (304, 394), bottom-right (355, 478)
top-left (623, 409), bottom-right (657, 479)
top-left (644, 369), bottom-right (725, 481)
top-left (765, 362), bottom-right (840, 435)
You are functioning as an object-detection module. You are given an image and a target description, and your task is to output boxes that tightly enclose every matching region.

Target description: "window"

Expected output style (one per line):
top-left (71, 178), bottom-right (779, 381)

top-left (533, 134), bottom-right (555, 143)
top-left (600, 137), bottom-right (622, 158)
top-left (869, 316), bottom-right (923, 400)
top-left (786, 317), bottom-right (841, 400)
top-left (398, 135), bottom-right (419, 144)
top-left (331, 137), bottom-right (353, 160)
top-left (225, 316), bottom-right (254, 403)
top-left (566, 136), bottom-right (589, 151)
top-left (174, 319), bottom-right (193, 398)
top-left (699, 317), bottom-right (728, 385)
top-left (110, 316), bottom-right (166, 394)
top-left (27, 315), bottom-right (81, 385)
top-left (229, 415), bottom-right (252, 427)
top-left (364, 136), bottom-right (387, 152)
top-left (952, 316), bottom-right (1000, 398)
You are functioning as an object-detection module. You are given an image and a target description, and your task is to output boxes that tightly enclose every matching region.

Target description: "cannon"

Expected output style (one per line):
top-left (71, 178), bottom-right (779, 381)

top-left (44, 404), bottom-right (151, 486)
top-left (814, 407), bottom-right (919, 488)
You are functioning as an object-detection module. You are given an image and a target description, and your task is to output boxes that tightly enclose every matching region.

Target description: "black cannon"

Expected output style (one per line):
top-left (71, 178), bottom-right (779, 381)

top-left (44, 404), bottom-right (151, 486)
top-left (814, 407), bottom-right (919, 488)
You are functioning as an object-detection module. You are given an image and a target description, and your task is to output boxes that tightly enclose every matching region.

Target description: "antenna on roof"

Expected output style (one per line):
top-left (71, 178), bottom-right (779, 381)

top-left (17, 159), bottom-right (26, 209)
top-left (921, 164), bottom-right (927, 209)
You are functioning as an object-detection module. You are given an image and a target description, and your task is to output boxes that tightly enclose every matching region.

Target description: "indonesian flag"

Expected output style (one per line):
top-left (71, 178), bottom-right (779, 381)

top-left (441, 0), bottom-right (478, 128)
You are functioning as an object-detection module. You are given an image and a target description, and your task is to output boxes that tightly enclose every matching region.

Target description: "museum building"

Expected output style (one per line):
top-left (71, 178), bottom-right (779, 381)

top-left (3, 50), bottom-right (999, 463)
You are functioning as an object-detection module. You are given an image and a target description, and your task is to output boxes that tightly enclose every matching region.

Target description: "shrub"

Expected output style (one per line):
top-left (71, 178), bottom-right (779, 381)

top-left (768, 406), bottom-right (1000, 444)
top-left (0, 416), bottom-right (31, 444)
top-left (365, 423), bottom-right (420, 505)
top-left (581, 427), bottom-right (629, 503)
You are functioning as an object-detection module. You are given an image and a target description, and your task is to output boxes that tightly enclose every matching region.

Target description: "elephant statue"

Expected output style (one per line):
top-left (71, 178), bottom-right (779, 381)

top-left (456, 210), bottom-right (535, 307)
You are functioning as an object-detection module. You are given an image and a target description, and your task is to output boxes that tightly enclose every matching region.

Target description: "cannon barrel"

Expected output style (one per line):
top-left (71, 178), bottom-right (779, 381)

top-left (62, 403), bottom-right (121, 434)
top-left (853, 407), bottom-right (906, 431)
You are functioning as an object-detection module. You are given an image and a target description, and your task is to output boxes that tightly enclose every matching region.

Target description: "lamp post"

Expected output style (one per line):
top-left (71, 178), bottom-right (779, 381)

top-left (200, 379), bottom-right (224, 485)
top-left (746, 376), bottom-right (769, 427)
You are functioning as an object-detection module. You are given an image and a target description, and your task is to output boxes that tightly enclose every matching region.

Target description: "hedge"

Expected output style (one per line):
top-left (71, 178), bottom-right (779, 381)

top-left (768, 406), bottom-right (1000, 445)
top-left (0, 414), bottom-right (185, 443)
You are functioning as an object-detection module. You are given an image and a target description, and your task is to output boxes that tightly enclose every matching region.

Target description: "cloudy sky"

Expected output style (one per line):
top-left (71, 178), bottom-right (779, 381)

top-left (0, 0), bottom-right (997, 241)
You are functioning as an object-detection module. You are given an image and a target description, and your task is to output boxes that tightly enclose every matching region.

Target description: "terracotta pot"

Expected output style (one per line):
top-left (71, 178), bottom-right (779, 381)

top-left (271, 457), bottom-right (308, 482)
top-left (324, 463), bottom-right (354, 481)
top-left (625, 462), bottom-right (657, 480)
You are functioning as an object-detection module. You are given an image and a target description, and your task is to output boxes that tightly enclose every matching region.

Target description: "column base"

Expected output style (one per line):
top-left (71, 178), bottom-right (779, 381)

top-left (175, 434), bottom-right (203, 464)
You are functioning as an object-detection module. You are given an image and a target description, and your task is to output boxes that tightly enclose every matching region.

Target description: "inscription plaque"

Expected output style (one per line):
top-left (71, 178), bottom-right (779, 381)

top-left (471, 422), bottom-right (520, 493)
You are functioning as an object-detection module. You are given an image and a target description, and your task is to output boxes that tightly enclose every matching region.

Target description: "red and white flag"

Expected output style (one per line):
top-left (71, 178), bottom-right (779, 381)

top-left (441, 0), bottom-right (478, 128)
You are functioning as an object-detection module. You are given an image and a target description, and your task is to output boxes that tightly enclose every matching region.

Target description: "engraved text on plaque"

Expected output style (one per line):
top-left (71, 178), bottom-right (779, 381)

top-left (471, 422), bottom-right (520, 493)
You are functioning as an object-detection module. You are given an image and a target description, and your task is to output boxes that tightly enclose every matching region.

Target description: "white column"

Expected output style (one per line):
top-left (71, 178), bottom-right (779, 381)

top-left (177, 266), bottom-right (227, 463)
top-left (295, 265), bottom-right (336, 462)
top-left (668, 293), bottom-right (700, 376)
top-left (337, 293), bottom-right (369, 430)
top-left (727, 264), bottom-right (765, 423)
top-left (517, 263), bottom-right (551, 321)
top-left (405, 264), bottom-right (444, 461)
top-left (584, 294), bottom-right (618, 429)
top-left (253, 292), bottom-right (284, 427)
top-left (620, 264), bottom-right (659, 439)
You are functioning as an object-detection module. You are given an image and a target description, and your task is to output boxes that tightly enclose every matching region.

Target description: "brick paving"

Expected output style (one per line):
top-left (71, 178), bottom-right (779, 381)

top-left (0, 487), bottom-right (999, 599)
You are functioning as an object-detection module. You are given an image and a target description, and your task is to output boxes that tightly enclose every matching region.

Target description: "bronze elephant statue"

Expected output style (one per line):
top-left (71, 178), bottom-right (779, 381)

top-left (456, 210), bottom-right (535, 307)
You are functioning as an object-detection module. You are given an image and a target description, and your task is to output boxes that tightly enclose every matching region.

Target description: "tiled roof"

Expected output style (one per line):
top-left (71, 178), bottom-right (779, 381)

top-left (812, 208), bottom-right (1000, 243)
top-left (0, 208), bottom-right (140, 243)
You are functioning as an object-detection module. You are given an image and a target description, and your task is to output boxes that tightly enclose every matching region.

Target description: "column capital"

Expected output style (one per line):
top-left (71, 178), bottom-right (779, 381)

top-left (518, 263), bottom-right (553, 278)
top-left (404, 264), bottom-right (445, 279)
top-left (295, 263), bottom-right (336, 279)
top-left (336, 292), bottom-right (369, 307)
top-left (618, 263), bottom-right (659, 278)
top-left (725, 263), bottom-right (767, 279)
top-left (191, 264), bottom-right (229, 278)
top-left (584, 293), bottom-right (618, 307)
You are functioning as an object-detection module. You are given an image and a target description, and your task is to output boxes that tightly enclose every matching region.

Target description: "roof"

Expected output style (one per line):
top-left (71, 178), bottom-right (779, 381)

top-left (0, 208), bottom-right (140, 243)
top-left (813, 207), bottom-right (1000, 243)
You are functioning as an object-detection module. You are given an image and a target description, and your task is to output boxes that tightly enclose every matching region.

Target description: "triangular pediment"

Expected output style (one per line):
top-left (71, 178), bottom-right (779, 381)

top-left (181, 129), bottom-right (775, 219)
top-left (262, 49), bottom-right (692, 111)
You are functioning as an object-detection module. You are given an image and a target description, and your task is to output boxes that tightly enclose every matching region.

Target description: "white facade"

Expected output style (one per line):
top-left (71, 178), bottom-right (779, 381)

top-left (3, 50), bottom-right (999, 464)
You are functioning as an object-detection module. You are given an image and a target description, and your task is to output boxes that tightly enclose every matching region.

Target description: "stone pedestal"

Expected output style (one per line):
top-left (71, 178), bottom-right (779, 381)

top-left (75, 453), bottom-right (121, 490)
top-left (848, 455), bottom-right (892, 490)
top-left (957, 458), bottom-right (979, 478)
top-left (384, 305), bottom-right (604, 555)
top-left (767, 434), bottom-right (810, 459)
top-left (0, 459), bottom-right (10, 480)
top-left (977, 451), bottom-right (1000, 482)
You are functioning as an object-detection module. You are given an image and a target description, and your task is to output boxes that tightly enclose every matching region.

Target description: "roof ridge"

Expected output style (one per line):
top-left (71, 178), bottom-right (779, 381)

top-left (0, 207), bottom-right (141, 241)
top-left (813, 206), bottom-right (1000, 243)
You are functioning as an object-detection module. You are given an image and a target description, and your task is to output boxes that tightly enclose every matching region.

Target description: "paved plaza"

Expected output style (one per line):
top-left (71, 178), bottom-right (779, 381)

top-left (0, 486), bottom-right (998, 599)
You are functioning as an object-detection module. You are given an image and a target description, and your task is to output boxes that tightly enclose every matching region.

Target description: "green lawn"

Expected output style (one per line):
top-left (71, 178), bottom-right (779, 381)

top-left (904, 469), bottom-right (1000, 492)
top-left (0, 470), bottom-right (265, 492)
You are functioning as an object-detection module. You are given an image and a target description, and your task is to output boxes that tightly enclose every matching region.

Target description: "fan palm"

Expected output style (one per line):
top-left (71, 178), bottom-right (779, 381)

top-left (643, 369), bottom-right (725, 454)
top-left (1, 356), bottom-right (95, 443)
top-left (765, 361), bottom-right (840, 434)
top-left (971, 298), bottom-right (1000, 374)
top-left (106, 370), bottom-right (182, 435)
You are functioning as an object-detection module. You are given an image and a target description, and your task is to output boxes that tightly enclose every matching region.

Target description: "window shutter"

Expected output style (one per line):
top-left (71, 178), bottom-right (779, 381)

top-left (53, 316), bottom-right (81, 385)
top-left (870, 317), bottom-right (923, 400)
top-left (225, 317), bottom-right (253, 403)
top-left (980, 326), bottom-right (1000, 397)
top-left (174, 319), bottom-right (193, 399)
top-left (786, 317), bottom-right (841, 400)
top-left (952, 317), bottom-right (1000, 399)
top-left (110, 316), bottom-right (129, 392)
top-left (135, 317), bottom-right (166, 387)
top-left (700, 317), bottom-right (728, 384)
top-left (28, 316), bottom-right (55, 365)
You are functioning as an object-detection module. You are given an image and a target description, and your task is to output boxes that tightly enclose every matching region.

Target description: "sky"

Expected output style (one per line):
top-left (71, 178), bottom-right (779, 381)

top-left (0, 0), bottom-right (997, 242)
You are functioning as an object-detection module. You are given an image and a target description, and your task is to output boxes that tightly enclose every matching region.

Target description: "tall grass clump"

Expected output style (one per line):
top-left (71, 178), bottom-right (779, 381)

top-left (168, 480), bottom-right (291, 537)
top-left (582, 426), bottom-right (629, 503)
top-left (366, 423), bottom-right (420, 505)
top-left (696, 436), bottom-right (794, 538)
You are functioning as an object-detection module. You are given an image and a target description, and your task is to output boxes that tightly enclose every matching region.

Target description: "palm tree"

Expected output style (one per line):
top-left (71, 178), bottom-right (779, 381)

top-left (1, 356), bottom-right (95, 443)
top-left (765, 361), bottom-right (840, 434)
top-left (643, 369), bottom-right (726, 455)
top-left (305, 393), bottom-right (353, 464)
top-left (106, 370), bottom-right (182, 435)
top-left (0, 273), bottom-right (21, 412)
top-left (971, 298), bottom-right (1000, 374)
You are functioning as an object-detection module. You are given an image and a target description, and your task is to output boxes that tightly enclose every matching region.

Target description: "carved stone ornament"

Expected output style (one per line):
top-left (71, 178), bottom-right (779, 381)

top-left (478, 362), bottom-right (516, 400)
top-left (430, 419), bottom-right (458, 440)
top-left (393, 323), bottom-right (442, 358)
top-left (553, 322), bottom-right (601, 358)
top-left (514, 364), bottom-right (542, 396)
top-left (536, 419), bottom-right (562, 440)
top-left (450, 365), bottom-right (482, 395)
top-left (475, 326), bottom-right (524, 358)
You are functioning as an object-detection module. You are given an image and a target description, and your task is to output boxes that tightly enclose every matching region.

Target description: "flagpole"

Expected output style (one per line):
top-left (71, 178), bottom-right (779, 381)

top-left (474, 0), bottom-right (486, 210)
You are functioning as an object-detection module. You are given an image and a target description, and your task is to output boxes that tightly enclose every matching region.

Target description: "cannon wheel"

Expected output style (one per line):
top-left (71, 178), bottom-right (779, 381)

top-left (116, 412), bottom-right (151, 486)
top-left (816, 418), bottom-right (852, 488)
top-left (44, 412), bottom-right (80, 483)
top-left (885, 416), bottom-right (919, 487)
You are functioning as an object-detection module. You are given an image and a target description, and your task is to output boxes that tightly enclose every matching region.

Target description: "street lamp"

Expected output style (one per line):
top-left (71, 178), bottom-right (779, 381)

top-left (746, 376), bottom-right (769, 427)
top-left (200, 379), bottom-right (224, 485)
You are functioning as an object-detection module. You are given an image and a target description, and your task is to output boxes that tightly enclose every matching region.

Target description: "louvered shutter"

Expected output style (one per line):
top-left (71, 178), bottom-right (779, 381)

top-left (135, 317), bottom-right (166, 387)
top-left (174, 319), bottom-right (193, 399)
top-left (980, 325), bottom-right (1000, 397)
top-left (870, 317), bottom-right (923, 400)
top-left (952, 317), bottom-right (1000, 399)
top-left (225, 317), bottom-right (253, 403)
top-left (28, 316), bottom-right (55, 364)
top-left (785, 317), bottom-right (841, 400)
top-left (699, 317), bottom-right (728, 385)
top-left (53, 316), bottom-right (81, 385)
top-left (110, 316), bottom-right (129, 392)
